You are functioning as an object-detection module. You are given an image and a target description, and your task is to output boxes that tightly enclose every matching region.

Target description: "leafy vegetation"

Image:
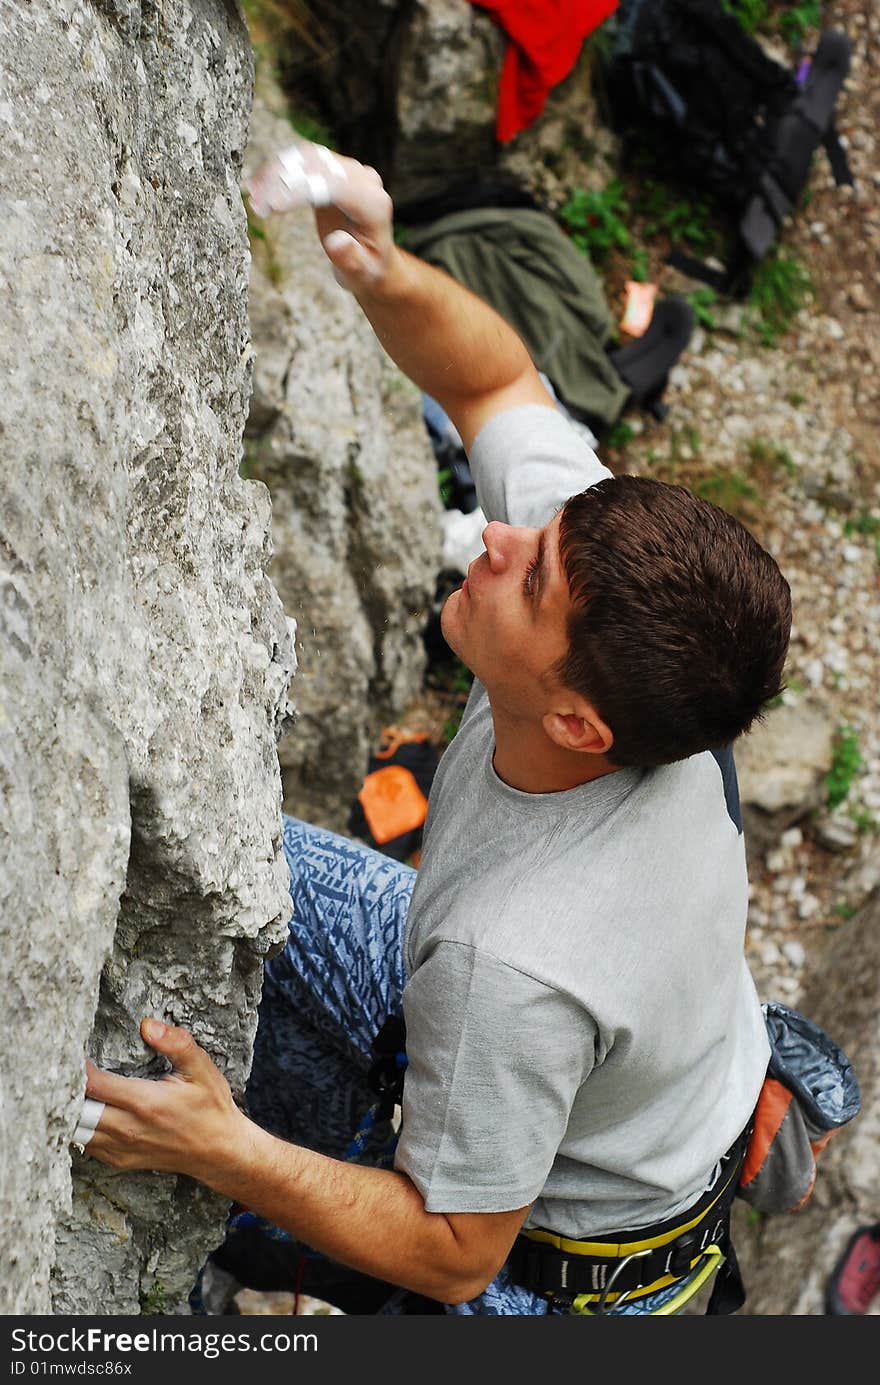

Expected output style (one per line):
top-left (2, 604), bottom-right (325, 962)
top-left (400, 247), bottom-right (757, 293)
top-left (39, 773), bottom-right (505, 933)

top-left (843, 510), bottom-right (880, 540)
top-left (827, 726), bottom-right (861, 812)
top-left (691, 467), bottom-right (757, 511)
top-left (721, 0), bottom-right (770, 32)
top-left (438, 657), bottom-right (474, 746)
top-left (848, 803), bottom-right (878, 835)
top-left (630, 247), bottom-right (650, 283)
top-left (244, 194), bottom-right (284, 286)
top-left (632, 179), bottom-right (716, 255)
top-left (748, 249), bottom-right (812, 345)
top-left (832, 901), bottom-right (858, 921)
top-left (607, 420), bottom-right (636, 449)
top-left (746, 437), bottom-right (796, 475)
top-left (437, 466), bottom-right (453, 507)
top-left (559, 181), bottom-right (632, 262)
top-left (722, 1), bottom-right (822, 48)
top-left (139, 1281), bottom-right (169, 1315)
top-left (287, 110), bottom-right (336, 149)
top-left (778, 1), bottom-right (822, 48)
top-left (687, 286), bottom-right (719, 331)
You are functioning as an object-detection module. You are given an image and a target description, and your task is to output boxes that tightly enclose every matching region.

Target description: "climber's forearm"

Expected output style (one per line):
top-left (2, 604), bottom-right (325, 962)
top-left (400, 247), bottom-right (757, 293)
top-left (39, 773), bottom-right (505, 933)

top-left (197, 1115), bottom-right (511, 1305)
top-left (352, 246), bottom-right (549, 445)
top-left (245, 142), bottom-right (554, 448)
top-left (82, 1019), bottom-right (527, 1306)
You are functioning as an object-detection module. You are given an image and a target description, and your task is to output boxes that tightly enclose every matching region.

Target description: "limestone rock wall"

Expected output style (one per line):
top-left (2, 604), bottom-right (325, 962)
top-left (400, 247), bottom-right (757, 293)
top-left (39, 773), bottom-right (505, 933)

top-left (0, 0), bottom-right (295, 1313)
top-left (243, 76), bottom-right (443, 830)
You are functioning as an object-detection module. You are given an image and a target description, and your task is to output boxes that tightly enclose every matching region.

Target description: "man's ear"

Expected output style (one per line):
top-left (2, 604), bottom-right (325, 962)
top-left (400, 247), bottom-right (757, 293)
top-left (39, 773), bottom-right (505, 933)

top-left (542, 703), bottom-right (614, 756)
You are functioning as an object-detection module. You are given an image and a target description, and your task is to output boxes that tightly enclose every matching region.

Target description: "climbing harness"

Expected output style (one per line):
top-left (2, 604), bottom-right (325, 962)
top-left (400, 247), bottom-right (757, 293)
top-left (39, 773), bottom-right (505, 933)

top-left (506, 1123), bottom-right (752, 1315)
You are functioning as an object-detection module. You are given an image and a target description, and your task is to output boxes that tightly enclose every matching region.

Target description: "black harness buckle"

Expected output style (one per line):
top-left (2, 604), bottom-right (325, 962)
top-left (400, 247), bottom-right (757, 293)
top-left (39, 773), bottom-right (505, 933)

top-left (367, 1015), bottom-right (407, 1120)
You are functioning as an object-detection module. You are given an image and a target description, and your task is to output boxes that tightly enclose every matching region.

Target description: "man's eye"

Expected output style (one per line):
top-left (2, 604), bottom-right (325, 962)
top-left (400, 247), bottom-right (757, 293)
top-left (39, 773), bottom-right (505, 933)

top-left (522, 555), bottom-right (539, 599)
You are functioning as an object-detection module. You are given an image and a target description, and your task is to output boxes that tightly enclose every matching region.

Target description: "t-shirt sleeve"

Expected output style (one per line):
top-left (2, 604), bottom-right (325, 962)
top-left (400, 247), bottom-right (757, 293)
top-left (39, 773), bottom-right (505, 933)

top-left (394, 940), bottom-right (597, 1213)
top-left (468, 403), bottom-right (613, 529)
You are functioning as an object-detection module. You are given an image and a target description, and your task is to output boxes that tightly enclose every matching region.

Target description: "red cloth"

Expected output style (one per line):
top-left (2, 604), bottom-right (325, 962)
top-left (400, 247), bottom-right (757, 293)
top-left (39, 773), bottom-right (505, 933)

top-left (468, 1), bottom-right (619, 142)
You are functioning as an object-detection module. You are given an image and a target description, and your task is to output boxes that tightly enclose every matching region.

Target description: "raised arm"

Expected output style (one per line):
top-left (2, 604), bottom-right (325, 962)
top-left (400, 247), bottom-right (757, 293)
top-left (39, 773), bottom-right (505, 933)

top-left (247, 141), bottom-right (554, 450)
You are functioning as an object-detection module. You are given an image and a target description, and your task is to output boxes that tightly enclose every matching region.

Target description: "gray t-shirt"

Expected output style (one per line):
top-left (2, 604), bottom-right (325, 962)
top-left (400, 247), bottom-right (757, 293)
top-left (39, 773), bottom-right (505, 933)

top-left (393, 405), bottom-right (769, 1236)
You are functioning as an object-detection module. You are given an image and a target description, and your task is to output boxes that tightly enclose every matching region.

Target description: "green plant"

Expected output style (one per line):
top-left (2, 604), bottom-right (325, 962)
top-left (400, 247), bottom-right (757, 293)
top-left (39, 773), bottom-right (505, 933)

top-left (139, 1281), bottom-right (169, 1315)
top-left (848, 803), bottom-right (878, 834)
top-left (748, 250), bottom-right (812, 346)
top-left (630, 247), bottom-right (650, 283)
top-left (634, 179), bottom-right (716, 254)
top-left (746, 437), bottom-right (796, 475)
top-left (843, 510), bottom-right (880, 539)
top-left (691, 467), bottom-right (757, 511)
top-left (721, 0), bottom-right (769, 32)
top-left (777, 1), bottom-right (821, 48)
top-left (827, 725), bottom-right (861, 812)
top-left (607, 421), bottom-right (636, 449)
top-left (559, 181), bottom-right (632, 262)
top-left (438, 657), bottom-right (473, 745)
top-left (287, 110), bottom-right (336, 148)
top-left (243, 193), bottom-right (283, 286)
top-left (766, 674), bottom-right (805, 710)
top-left (437, 467), bottom-right (453, 507)
top-left (687, 286), bottom-right (719, 330)
top-left (832, 902), bottom-right (858, 921)
top-left (246, 209), bottom-right (266, 243)
top-left (787, 391), bottom-right (805, 406)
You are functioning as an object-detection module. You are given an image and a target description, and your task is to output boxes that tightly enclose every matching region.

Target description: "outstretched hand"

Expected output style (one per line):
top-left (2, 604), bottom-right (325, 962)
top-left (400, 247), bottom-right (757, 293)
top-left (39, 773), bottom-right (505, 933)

top-left (246, 137), bottom-right (396, 295)
top-left (80, 1019), bottom-right (251, 1184)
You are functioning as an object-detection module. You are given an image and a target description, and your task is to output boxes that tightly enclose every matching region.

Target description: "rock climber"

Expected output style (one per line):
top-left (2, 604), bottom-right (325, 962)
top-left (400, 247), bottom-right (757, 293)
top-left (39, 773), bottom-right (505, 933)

top-left (80, 140), bottom-right (792, 1316)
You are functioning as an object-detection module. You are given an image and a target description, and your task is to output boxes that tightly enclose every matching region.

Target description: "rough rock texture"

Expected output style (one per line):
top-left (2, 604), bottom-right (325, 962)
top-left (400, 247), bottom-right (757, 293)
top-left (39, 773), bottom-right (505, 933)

top-left (393, 1), bottom-right (620, 211)
top-left (252, 0), bottom-right (617, 210)
top-left (734, 886), bottom-right (880, 1315)
top-left (0, 0), bottom-right (295, 1314)
top-left (243, 74), bottom-right (443, 830)
top-left (390, 0), bottom-right (504, 204)
top-left (735, 699), bottom-right (835, 860)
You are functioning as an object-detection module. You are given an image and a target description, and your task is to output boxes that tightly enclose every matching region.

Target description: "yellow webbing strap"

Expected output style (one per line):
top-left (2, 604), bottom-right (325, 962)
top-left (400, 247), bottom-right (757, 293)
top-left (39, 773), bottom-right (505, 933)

top-left (524, 1155), bottom-right (738, 1259)
top-left (519, 1154), bottom-right (740, 1309)
top-left (572, 1246), bottom-right (725, 1315)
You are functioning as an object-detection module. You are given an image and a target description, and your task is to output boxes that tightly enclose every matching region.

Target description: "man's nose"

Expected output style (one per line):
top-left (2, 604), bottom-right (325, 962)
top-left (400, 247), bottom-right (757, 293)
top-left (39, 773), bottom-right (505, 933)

top-left (483, 521), bottom-right (530, 572)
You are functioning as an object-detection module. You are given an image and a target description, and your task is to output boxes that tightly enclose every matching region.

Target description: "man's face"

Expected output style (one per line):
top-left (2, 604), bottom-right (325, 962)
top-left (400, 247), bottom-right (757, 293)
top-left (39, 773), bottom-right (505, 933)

top-left (440, 511), bottom-right (574, 719)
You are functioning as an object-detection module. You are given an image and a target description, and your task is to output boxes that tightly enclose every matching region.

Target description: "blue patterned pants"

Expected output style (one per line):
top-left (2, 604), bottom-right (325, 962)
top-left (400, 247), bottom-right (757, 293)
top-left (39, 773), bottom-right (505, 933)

top-left (232, 816), bottom-right (694, 1315)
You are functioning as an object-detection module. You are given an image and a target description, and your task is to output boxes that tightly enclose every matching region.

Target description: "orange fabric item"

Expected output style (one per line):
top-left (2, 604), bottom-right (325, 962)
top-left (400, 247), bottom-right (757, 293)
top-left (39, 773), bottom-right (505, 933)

top-left (468, 1), bottom-right (619, 141)
top-left (740, 1076), bottom-right (792, 1188)
top-left (357, 765), bottom-right (429, 845)
top-left (374, 726), bottom-right (429, 760)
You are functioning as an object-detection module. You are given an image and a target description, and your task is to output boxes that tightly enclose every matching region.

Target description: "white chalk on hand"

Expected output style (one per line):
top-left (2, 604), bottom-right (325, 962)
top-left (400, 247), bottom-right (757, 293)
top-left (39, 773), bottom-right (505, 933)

top-left (315, 146), bottom-right (345, 176)
top-left (249, 141), bottom-right (345, 217)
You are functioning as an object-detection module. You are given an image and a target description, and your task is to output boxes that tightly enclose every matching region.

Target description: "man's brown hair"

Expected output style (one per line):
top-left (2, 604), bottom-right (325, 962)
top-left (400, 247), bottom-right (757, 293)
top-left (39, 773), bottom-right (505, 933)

top-left (554, 476), bottom-right (792, 768)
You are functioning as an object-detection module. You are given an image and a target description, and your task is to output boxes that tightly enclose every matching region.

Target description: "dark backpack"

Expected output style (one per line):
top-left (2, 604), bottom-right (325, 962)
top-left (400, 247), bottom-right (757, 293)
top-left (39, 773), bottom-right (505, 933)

top-left (599, 0), bottom-right (853, 293)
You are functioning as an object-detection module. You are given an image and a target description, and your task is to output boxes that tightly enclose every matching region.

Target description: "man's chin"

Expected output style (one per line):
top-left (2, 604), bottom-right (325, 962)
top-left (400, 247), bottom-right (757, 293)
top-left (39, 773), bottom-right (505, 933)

top-left (439, 591), bottom-right (467, 663)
